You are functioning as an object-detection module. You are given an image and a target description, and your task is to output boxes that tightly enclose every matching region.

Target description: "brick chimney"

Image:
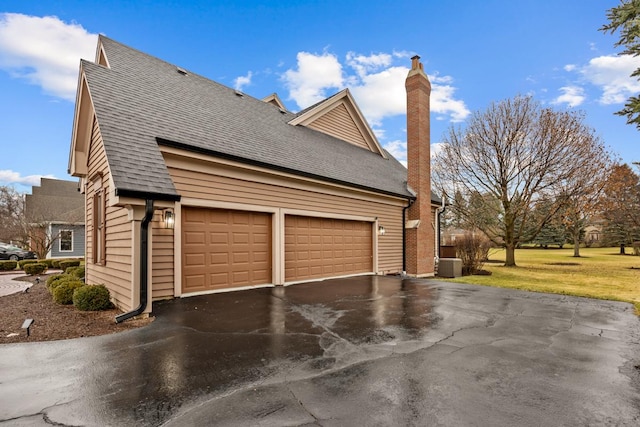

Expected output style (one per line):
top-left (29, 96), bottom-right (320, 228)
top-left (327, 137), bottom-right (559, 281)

top-left (405, 55), bottom-right (434, 276)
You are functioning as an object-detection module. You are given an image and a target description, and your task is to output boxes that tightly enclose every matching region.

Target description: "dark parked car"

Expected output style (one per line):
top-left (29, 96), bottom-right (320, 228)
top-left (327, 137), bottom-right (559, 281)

top-left (0, 243), bottom-right (37, 261)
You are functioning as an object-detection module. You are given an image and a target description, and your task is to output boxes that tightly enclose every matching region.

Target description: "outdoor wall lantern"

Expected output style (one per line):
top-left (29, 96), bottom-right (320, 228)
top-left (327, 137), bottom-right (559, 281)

top-left (163, 210), bottom-right (175, 229)
top-left (378, 225), bottom-right (386, 236)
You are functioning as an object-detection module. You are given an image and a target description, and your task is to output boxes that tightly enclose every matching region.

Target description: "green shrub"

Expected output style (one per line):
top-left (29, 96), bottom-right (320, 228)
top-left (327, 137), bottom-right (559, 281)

top-left (59, 259), bottom-right (82, 271)
top-left (38, 259), bottom-right (55, 268)
top-left (52, 280), bottom-right (84, 305)
top-left (71, 266), bottom-right (85, 279)
top-left (65, 266), bottom-right (86, 279)
top-left (0, 261), bottom-right (17, 271)
top-left (23, 263), bottom-right (48, 275)
top-left (46, 273), bottom-right (67, 287)
top-left (18, 259), bottom-right (38, 269)
top-left (46, 274), bottom-right (73, 293)
top-left (73, 284), bottom-right (113, 311)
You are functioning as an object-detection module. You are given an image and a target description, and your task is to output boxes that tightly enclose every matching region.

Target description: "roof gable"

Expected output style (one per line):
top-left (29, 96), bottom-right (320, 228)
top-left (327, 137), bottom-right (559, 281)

top-left (288, 89), bottom-right (386, 157)
top-left (96, 42), bottom-right (109, 68)
top-left (262, 93), bottom-right (286, 110)
top-left (68, 69), bottom-right (93, 177)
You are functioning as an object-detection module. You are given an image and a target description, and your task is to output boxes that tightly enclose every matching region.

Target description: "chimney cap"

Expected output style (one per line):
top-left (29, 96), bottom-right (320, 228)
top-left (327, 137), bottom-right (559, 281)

top-left (410, 55), bottom-right (423, 71)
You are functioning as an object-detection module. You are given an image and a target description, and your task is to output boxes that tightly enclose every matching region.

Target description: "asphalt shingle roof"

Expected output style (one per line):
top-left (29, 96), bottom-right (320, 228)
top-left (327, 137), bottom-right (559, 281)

top-left (83, 37), bottom-right (413, 200)
top-left (25, 179), bottom-right (84, 223)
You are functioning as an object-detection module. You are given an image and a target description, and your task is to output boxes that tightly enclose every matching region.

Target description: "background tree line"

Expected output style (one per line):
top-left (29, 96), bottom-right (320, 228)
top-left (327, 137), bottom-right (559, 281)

top-left (434, 1), bottom-right (640, 267)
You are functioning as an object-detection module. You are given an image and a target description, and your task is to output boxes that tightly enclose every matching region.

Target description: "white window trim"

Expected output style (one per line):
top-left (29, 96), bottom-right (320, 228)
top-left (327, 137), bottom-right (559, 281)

top-left (59, 229), bottom-right (74, 253)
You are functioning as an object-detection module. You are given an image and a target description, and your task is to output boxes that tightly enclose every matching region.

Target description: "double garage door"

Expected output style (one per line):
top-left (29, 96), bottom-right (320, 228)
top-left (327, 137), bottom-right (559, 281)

top-left (182, 208), bottom-right (372, 294)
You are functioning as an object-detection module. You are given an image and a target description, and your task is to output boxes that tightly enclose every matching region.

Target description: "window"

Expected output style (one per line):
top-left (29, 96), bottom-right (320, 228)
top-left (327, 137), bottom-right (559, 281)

top-left (93, 186), bottom-right (106, 264)
top-left (60, 230), bottom-right (73, 252)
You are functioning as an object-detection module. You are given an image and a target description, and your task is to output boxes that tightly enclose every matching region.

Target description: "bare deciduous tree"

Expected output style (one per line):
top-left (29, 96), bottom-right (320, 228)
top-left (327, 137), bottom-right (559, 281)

top-left (433, 96), bottom-right (610, 266)
top-left (0, 186), bottom-right (26, 244)
top-left (560, 171), bottom-right (610, 257)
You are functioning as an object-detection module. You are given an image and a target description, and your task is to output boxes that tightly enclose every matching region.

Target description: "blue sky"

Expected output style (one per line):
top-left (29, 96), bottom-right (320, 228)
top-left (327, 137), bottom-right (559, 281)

top-left (1, 0), bottom-right (639, 193)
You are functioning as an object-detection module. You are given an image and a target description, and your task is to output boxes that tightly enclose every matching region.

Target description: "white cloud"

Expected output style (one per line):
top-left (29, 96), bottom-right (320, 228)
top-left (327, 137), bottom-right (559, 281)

top-left (0, 170), bottom-right (54, 186)
top-left (233, 71), bottom-right (252, 91)
top-left (350, 66), bottom-right (408, 126)
top-left (383, 140), bottom-right (407, 165)
top-left (282, 51), bottom-right (344, 108)
top-left (0, 13), bottom-right (98, 101)
top-left (431, 84), bottom-right (470, 122)
top-left (564, 64), bottom-right (576, 72)
top-left (346, 51), bottom-right (392, 78)
top-left (382, 141), bottom-right (448, 167)
top-left (431, 142), bottom-right (447, 158)
top-left (282, 50), bottom-right (469, 126)
top-left (553, 85), bottom-right (586, 107)
top-left (580, 54), bottom-right (640, 105)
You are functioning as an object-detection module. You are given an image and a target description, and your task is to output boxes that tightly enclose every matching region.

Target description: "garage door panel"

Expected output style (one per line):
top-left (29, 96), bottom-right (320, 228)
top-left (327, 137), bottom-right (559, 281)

top-left (232, 233), bottom-right (249, 244)
top-left (232, 211), bottom-right (249, 224)
top-left (209, 232), bottom-right (229, 244)
top-left (285, 215), bottom-right (372, 282)
top-left (185, 250), bottom-right (205, 262)
top-left (182, 207), bottom-right (272, 293)
top-left (310, 265), bottom-right (323, 276)
top-left (184, 231), bottom-right (206, 244)
top-left (184, 208), bottom-right (206, 223)
top-left (232, 250), bottom-right (248, 261)
top-left (253, 233), bottom-right (269, 244)
top-left (209, 272), bottom-right (229, 286)
top-left (184, 274), bottom-right (205, 289)
top-left (210, 253), bottom-right (229, 265)
top-left (253, 250), bottom-right (269, 263)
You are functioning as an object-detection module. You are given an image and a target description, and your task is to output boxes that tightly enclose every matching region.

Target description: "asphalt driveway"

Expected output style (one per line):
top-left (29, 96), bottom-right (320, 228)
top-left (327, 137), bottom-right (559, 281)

top-left (1, 276), bottom-right (639, 426)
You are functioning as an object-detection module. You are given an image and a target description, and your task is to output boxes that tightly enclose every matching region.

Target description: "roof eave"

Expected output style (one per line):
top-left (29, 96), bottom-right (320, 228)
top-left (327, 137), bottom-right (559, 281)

top-left (114, 187), bottom-right (181, 202)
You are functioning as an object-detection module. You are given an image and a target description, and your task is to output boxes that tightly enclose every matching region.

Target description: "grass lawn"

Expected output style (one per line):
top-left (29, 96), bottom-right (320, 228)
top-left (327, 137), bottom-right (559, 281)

top-left (443, 247), bottom-right (640, 314)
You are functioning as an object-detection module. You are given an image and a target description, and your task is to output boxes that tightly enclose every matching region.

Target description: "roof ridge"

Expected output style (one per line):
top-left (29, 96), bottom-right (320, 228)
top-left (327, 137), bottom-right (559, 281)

top-left (293, 89), bottom-right (347, 117)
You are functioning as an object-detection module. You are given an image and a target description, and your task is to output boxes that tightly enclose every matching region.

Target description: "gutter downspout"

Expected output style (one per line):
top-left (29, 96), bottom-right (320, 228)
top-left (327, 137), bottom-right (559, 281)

top-left (435, 195), bottom-right (446, 259)
top-left (115, 199), bottom-right (154, 324)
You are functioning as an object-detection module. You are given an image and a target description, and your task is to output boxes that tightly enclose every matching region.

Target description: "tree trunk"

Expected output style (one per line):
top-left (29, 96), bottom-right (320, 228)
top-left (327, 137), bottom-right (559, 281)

top-left (620, 243), bottom-right (626, 255)
top-left (573, 232), bottom-right (581, 257)
top-left (505, 243), bottom-right (517, 266)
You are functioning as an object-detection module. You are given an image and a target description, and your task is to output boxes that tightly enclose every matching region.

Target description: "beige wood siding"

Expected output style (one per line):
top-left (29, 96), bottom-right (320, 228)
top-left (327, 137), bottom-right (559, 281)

top-left (285, 216), bottom-right (372, 281)
top-left (164, 153), bottom-right (405, 274)
top-left (307, 103), bottom-right (370, 150)
top-left (152, 212), bottom-right (174, 301)
top-left (84, 118), bottom-right (133, 311)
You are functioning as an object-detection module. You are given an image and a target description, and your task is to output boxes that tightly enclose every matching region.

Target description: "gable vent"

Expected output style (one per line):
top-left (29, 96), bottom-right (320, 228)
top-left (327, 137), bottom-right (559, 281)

top-left (176, 67), bottom-right (188, 75)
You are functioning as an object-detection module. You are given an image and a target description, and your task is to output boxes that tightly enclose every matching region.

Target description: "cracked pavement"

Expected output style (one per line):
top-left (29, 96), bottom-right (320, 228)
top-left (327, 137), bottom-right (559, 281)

top-left (1, 276), bottom-right (639, 426)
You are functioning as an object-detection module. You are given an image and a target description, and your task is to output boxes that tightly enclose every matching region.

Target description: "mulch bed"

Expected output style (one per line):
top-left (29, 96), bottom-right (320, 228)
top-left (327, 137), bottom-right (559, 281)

top-left (0, 274), bottom-right (153, 344)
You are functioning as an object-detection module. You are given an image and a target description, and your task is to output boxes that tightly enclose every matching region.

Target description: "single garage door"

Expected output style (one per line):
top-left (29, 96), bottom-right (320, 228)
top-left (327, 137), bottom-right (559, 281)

top-left (182, 207), bottom-right (272, 294)
top-left (285, 215), bottom-right (372, 282)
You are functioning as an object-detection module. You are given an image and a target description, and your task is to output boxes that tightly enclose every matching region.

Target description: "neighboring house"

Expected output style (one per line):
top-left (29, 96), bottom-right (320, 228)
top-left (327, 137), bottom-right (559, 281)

top-left (68, 36), bottom-right (438, 320)
top-left (584, 217), bottom-right (604, 246)
top-left (25, 178), bottom-right (85, 259)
